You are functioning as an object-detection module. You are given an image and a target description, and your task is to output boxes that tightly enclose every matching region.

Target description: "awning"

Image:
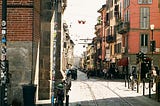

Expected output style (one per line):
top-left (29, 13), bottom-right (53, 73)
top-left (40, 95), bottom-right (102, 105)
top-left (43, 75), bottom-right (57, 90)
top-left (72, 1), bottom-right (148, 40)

top-left (118, 57), bottom-right (128, 66)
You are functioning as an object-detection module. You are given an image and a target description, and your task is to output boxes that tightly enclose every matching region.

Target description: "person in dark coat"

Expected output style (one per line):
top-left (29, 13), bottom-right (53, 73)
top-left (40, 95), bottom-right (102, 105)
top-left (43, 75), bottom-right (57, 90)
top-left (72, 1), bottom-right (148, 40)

top-left (87, 71), bottom-right (90, 79)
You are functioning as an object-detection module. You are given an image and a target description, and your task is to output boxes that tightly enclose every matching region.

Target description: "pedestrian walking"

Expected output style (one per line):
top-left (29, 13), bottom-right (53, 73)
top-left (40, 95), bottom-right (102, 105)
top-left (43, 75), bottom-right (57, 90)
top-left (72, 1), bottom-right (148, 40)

top-left (65, 68), bottom-right (71, 92)
top-left (130, 67), bottom-right (137, 90)
top-left (103, 68), bottom-right (107, 79)
top-left (132, 67), bottom-right (137, 79)
top-left (108, 68), bottom-right (114, 79)
top-left (87, 71), bottom-right (90, 79)
top-left (150, 66), bottom-right (157, 86)
top-left (115, 67), bottom-right (119, 79)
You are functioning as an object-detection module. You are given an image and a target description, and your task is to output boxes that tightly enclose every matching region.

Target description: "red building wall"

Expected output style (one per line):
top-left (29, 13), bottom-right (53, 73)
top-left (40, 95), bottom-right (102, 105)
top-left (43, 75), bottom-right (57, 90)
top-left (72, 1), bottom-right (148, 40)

top-left (127, 0), bottom-right (160, 53)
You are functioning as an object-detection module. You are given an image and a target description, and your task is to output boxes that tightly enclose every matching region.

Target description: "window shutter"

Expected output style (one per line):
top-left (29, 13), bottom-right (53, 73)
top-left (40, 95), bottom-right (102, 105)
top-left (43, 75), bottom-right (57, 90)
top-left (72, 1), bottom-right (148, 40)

top-left (127, 10), bottom-right (130, 22)
top-left (148, 0), bottom-right (152, 4)
top-left (128, 0), bottom-right (130, 6)
top-left (138, 0), bottom-right (142, 4)
top-left (124, 0), bottom-right (126, 8)
top-left (140, 8), bottom-right (144, 29)
top-left (140, 7), bottom-right (149, 29)
top-left (144, 8), bottom-right (149, 29)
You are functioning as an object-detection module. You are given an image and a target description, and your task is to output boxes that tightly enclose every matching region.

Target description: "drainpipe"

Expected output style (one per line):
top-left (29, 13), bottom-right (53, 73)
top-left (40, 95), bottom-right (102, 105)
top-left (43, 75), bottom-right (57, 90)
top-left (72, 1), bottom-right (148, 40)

top-left (52, 0), bottom-right (63, 105)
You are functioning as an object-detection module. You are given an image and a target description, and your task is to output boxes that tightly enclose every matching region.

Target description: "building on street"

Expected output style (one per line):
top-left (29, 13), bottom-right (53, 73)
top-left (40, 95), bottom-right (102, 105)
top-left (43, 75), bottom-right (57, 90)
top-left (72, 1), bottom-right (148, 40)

top-left (93, 0), bottom-right (160, 80)
top-left (0, 0), bottom-right (68, 105)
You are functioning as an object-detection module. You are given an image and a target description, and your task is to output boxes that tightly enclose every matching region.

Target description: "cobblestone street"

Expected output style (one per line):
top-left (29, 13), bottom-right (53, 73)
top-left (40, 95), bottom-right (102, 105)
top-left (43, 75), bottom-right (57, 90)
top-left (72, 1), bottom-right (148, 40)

top-left (68, 71), bottom-right (160, 106)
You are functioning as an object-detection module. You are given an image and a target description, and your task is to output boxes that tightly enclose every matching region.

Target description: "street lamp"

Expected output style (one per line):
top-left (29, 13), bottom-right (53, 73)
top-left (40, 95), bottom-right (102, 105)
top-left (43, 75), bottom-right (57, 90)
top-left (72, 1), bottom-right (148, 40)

top-left (150, 24), bottom-right (155, 66)
top-left (149, 24), bottom-right (155, 98)
top-left (150, 24), bottom-right (154, 40)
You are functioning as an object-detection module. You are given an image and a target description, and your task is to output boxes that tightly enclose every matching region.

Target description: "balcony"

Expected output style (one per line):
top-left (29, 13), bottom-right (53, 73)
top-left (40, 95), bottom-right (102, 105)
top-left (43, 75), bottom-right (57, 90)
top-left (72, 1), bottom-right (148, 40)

top-left (117, 21), bottom-right (130, 34)
top-left (106, 35), bottom-right (115, 43)
top-left (105, 20), bottom-right (110, 26)
top-left (95, 23), bottom-right (101, 30)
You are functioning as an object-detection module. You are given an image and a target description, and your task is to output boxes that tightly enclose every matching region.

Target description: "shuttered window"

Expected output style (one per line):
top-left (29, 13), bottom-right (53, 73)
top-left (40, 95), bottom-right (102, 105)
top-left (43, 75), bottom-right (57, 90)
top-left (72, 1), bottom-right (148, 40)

top-left (138, 0), bottom-right (152, 4)
top-left (124, 0), bottom-right (130, 9)
top-left (138, 0), bottom-right (142, 4)
top-left (140, 7), bottom-right (149, 29)
top-left (124, 9), bottom-right (129, 22)
top-left (148, 0), bottom-right (152, 4)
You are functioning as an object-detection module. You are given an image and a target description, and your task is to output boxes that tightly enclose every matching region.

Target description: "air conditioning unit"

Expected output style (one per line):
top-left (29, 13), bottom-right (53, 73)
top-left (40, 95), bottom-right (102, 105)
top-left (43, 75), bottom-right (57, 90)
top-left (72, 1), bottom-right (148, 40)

top-left (121, 47), bottom-right (125, 53)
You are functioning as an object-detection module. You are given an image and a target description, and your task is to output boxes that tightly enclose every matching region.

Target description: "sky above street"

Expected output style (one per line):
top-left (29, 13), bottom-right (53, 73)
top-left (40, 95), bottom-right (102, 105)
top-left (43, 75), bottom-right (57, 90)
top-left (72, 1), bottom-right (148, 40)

top-left (64, 0), bottom-right (106, 57)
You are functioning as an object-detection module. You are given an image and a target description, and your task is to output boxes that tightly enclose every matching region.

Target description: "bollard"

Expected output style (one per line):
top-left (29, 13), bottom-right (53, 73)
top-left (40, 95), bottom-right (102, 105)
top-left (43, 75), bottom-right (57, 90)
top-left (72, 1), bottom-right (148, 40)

top-left (137, 80), bottom-right (139, 93)
top-left (125, 79), bottom-right (126, 87)
top-left (125, 76), bottom-right (127, 87)
top-left (143, 79), bottom-right (145, 96)
top-left (66, 95), bottom-right (69, 106)
top-left (128, 79), bottom-right (130, 89)
top-left (149, 79), bottom-right (151, 98)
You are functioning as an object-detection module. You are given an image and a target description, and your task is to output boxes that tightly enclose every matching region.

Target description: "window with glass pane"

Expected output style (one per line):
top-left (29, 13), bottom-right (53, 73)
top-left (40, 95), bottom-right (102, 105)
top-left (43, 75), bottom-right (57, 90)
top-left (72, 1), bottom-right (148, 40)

top-left (138, 0), bottom-right (152, 4)
top-left (124, 0), bottom-right (130, 9)
top-left (140, 7), bottom-right (149, 29)
top-left (124, 10), bottom-right (129, 22)
top-left (141, 34), bottom-right (148, 46)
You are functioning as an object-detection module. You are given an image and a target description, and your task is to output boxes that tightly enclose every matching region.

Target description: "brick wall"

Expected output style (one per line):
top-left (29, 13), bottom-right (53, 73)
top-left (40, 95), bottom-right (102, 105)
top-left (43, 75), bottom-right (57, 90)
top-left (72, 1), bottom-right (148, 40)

top-left (0, 0), bottom-right (35, 105)
top-left (7, 0), bottom-right (34, 41)
top-left (7, 0), bottom-right (33, 4)
top-left (1, 0), bottom-right (54, 104)
top-left (33, 0), bottom-right (40, 42)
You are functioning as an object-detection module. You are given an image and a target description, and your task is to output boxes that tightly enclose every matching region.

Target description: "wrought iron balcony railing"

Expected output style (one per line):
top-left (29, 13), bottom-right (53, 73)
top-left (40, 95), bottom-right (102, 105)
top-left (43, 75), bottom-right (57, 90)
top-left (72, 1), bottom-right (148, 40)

top-left (117, 21), bottom-right (130, 34)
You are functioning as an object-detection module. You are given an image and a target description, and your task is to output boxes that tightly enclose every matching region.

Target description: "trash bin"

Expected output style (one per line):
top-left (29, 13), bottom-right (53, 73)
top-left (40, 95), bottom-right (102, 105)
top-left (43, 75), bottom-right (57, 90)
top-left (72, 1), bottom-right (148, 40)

top-left (22, 84), bottom-right (37, 106)
top-left (158, 82), bottom-right (160, 102)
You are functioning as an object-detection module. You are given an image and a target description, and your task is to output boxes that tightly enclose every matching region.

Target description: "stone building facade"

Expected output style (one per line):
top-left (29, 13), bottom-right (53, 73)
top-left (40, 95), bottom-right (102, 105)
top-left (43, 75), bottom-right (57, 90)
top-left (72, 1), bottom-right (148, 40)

top-left (62, 22), bottom-right (74, 71)
top-left (0, 0), bottom-right (59, 104)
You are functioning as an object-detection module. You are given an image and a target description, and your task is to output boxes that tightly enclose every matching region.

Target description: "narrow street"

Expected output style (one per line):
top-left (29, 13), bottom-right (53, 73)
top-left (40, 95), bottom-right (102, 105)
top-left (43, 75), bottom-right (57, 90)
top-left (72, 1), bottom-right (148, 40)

top-left (68, 70), bottom-right (160, 106)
